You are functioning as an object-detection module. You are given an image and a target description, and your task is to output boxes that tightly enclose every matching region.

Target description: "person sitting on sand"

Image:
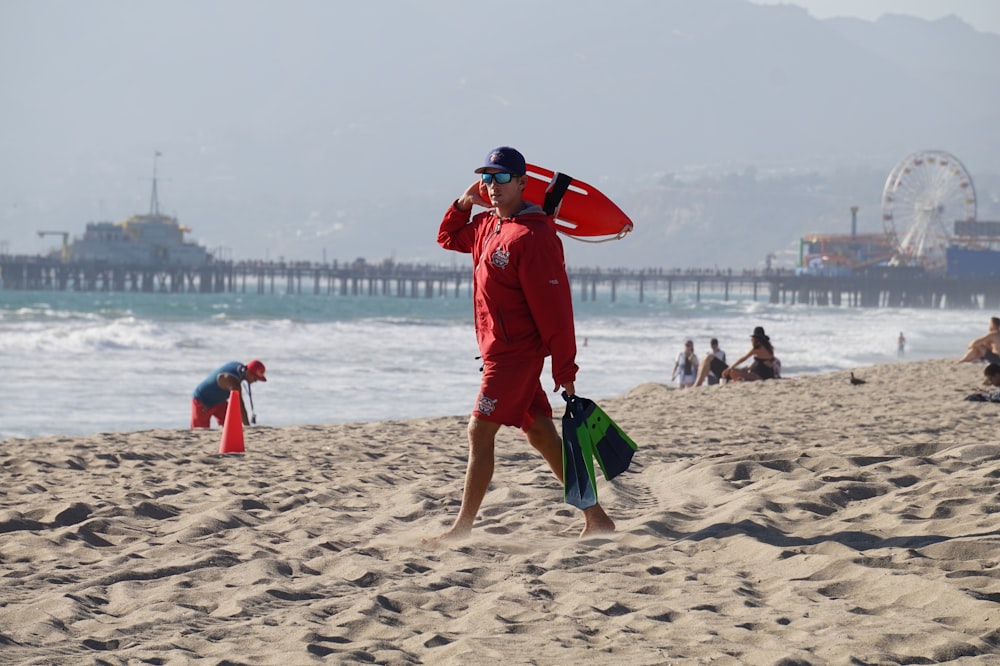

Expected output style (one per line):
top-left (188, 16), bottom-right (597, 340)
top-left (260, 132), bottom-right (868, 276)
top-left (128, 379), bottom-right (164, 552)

top-left (191, 360), bottom-right (267, 428)
top-left (965, 363), bottom-right (1000, 402)
top-left (958, 316), bottom-right (1000, 365)
top-left (694, 337), bottom-right (727, 387)
top-left (722, 326), bottom-right (779, 382)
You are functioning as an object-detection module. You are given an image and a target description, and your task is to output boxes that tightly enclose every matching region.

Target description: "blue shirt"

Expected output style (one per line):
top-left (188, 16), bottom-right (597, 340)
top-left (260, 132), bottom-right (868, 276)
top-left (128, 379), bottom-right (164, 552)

top-left (192, 361), bottom-right (246, 408)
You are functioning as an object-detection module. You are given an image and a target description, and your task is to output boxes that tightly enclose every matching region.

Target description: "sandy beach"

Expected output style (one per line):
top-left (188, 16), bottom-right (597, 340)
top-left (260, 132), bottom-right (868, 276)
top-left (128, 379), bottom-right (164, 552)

top-left (2, 358), bottom-right (1000, 665)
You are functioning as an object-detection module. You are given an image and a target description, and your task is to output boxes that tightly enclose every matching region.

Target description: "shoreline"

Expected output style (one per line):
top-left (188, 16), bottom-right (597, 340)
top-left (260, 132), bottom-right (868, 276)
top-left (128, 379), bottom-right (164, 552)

top-left (2, 359), bottom-right (999, 663)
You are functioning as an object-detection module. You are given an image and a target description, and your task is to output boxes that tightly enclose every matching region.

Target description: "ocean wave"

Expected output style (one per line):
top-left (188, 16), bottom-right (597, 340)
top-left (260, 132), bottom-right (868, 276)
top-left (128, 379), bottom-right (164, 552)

top-left (0, 318), bottom-right (183, 353)
top-left (0, 290), bottom-right (992, 439)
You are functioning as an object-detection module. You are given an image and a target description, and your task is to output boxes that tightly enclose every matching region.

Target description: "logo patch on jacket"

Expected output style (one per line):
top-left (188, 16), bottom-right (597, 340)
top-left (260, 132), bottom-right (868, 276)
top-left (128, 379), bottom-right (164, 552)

top-left (490, 248), bottom-right (510, 269)
top-left (476, 393), bottom-right (497, 415)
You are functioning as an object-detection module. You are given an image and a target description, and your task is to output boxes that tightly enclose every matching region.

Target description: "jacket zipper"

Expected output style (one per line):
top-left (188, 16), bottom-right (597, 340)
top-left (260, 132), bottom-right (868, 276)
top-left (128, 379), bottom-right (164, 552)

top-left (480, 216), bottom-right (510, 343)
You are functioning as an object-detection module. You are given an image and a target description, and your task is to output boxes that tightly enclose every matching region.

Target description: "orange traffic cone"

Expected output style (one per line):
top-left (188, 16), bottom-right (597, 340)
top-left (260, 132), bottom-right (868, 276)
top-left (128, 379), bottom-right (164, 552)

top-left (219, 390), bottom-right (245, 454)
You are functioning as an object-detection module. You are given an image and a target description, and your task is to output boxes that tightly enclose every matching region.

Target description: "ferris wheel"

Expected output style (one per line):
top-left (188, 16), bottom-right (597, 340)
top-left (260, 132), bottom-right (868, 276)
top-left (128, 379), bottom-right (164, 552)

top-left (881, 150), bottom-right (977, 270)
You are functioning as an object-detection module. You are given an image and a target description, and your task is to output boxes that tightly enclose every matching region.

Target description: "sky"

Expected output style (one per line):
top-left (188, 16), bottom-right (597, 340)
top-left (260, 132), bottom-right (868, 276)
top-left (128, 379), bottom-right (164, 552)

top-left (751, 0), bottom-right (1000, 34)
top-left (0, 0), bottom-right (996, 268)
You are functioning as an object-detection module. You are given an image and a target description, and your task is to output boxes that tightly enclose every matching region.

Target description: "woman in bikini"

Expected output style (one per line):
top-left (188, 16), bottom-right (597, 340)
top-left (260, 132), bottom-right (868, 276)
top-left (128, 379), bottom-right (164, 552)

top-left (721, 326), bottom-right (778, 382)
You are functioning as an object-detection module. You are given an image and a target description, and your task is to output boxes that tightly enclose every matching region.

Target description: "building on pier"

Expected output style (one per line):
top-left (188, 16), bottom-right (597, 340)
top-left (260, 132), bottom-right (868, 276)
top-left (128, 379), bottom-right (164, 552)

top-left (38, 153), bottom-right (213, 270)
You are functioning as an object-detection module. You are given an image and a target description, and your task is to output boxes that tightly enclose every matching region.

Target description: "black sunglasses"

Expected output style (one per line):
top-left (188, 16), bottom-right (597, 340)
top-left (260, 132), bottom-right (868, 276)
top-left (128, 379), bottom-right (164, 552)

top-left (481, 172), bottom-right (515, 185)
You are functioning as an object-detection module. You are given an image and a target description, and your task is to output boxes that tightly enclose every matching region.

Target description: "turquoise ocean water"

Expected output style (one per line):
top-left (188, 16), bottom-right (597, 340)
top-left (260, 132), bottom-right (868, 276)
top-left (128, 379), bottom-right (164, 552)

top-left (0, 286), bottom-right (988, 440)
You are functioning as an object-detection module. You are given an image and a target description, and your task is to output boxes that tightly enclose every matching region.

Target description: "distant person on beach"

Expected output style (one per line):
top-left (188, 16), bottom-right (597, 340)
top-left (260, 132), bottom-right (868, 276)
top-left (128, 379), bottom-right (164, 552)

top-left (722, 326), bottom-right (779, 382)
top-left (694, 337), bottom-right (727, 386)
top-left (965, 363), bottom-right (1000, 402)
top-left (958, 316), bottom-right (1000, 364)
top-left (671, 340), bottom-right (699, 389)
top-left (429, 145), bottom-right (616, 543)
top-left (190, 360), bottom-right (267, 428)
top-left (898, 332), bottom-right (906, 357)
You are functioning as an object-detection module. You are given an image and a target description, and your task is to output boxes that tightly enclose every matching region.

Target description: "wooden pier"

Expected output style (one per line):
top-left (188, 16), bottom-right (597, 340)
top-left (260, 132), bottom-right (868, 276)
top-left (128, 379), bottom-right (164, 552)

top-left (1, 256), bottom-right (998, 309)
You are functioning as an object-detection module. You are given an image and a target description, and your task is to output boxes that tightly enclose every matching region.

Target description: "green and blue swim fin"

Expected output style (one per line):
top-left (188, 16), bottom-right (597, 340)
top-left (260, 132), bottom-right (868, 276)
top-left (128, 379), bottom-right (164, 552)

top-left (561, 392), bottom-right (598, 509)
top-left (561, 392), bottom-right (638, 509)
top-left (575, 396), bottom-right (637, 481)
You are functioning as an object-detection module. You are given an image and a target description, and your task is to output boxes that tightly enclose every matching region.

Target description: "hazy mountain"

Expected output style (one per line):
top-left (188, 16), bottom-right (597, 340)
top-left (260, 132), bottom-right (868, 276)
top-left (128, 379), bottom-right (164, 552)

top-left (1, 0), bottom-right (997, 269)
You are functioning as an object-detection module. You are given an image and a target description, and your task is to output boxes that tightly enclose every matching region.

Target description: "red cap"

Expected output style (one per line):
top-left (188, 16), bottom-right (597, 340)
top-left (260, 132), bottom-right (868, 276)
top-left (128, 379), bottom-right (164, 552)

top-left (246, 359), bottom-right (267, 382)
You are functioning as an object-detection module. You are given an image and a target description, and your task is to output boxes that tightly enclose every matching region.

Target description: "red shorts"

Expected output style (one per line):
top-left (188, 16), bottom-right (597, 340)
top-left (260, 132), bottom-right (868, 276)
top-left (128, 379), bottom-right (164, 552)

top-left (474, 357), bottom-right (553, 430)
top-left (191, 398), bottom-right (229, 428)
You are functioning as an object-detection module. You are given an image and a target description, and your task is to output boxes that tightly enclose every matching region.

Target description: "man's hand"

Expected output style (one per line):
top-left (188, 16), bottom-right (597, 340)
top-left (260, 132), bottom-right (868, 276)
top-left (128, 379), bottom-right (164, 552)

top-left (456, 181), bottom-right (490, 211)
top-left (555, 381), bottom-right (575, 396)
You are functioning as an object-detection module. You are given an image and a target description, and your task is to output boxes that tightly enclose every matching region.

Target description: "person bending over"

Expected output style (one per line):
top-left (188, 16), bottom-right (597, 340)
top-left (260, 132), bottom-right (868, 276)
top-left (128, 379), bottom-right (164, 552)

top-left (190, 360), bottom-right (267, 428)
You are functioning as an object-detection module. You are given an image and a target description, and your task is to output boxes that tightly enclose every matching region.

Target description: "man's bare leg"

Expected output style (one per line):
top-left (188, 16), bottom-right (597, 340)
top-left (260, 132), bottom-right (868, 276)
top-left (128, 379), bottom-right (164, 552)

top-left (958, 343), bottom-right (985, 363)
top-left (693, 355), bottom-right (713, 387)
top-left (423, 416), bottom-right (500, 544)
top-left (524, 415), bottom-right (616, 537)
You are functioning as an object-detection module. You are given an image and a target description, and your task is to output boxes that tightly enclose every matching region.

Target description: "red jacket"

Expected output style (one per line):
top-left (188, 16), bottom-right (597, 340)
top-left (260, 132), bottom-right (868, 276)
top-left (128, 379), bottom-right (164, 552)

top-left (438, 201), bottom-right (578, 386)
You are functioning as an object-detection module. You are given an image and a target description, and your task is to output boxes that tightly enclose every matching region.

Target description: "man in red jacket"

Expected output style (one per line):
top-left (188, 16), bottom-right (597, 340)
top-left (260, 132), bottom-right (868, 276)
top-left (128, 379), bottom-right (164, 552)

top-left (428, 146), bottom-right (616, 542)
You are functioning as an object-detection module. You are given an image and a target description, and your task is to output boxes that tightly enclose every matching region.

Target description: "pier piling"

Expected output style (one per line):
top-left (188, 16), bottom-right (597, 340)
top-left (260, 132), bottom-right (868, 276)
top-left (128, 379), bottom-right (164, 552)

top-left (1, 257), bottom-right (997, 309)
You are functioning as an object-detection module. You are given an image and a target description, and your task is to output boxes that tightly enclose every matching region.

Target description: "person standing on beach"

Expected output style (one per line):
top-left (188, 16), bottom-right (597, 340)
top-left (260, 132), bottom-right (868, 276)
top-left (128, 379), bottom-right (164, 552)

top-left (671, 340), bottom-right (698, 389)
top-left (958, 316), bottom-right (1000, 364)
top-left (429, 146), bottom-right (616, 542)
top-left (898, 332), bottom-right (906, 357)
top-left (190, 360), bottom-right (267, 428)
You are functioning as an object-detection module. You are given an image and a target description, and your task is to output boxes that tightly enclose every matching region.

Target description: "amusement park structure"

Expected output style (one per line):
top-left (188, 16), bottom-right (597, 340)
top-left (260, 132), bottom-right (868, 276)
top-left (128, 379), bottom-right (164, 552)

top-left (801, 149), bottom-right (1000, 278)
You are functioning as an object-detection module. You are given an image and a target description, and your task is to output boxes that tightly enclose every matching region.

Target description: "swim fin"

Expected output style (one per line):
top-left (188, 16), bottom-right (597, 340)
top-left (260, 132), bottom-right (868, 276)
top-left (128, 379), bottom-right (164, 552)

top-left (561, 392), bottom-right (598, 509)
top-left (575, 396), bottom-right (637, 481)
top-left (561, 392), bottom-right (638, 509)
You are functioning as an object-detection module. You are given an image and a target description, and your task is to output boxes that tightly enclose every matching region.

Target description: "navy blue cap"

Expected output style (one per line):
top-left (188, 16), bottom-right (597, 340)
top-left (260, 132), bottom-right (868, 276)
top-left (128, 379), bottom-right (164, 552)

top-left (474, 146), bottom-right (526, 175)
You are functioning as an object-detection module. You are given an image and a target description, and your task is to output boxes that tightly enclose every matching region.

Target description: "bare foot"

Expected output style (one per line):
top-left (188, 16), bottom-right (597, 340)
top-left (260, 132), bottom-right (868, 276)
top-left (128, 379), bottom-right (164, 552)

top-left (421, 525), bottom-right (471, 546)
top-left (581, 518), bottom-right (616, 538)
top-left (580, 505), bottom-right (616, 538)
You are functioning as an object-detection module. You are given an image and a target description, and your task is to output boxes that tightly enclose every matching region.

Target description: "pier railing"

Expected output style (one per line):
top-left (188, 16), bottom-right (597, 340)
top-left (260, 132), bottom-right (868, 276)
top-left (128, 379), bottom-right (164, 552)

top-left (1, 255), bottom-right (998, 309)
